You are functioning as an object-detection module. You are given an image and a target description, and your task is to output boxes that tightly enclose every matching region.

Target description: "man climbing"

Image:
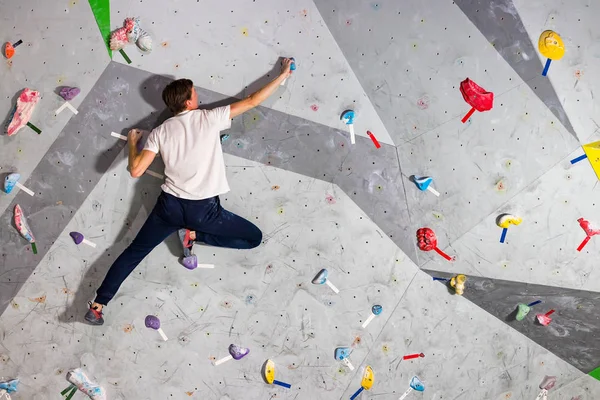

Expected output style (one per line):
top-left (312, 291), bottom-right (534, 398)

top-left (85, 58), bottom-right (294, 325)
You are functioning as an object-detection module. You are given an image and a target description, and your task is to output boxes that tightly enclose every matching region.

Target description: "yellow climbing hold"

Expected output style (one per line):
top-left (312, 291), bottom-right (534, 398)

top-left (450, 274), bottom-right (467, 295)
top-left (497, 214), bottom-right (522, 229)
top-left (582, 141), bottom-right (600, 181)
top-left (241, 27), bottom-right (249, 37)
top-left (360, 366), bottom-right (374, 390)
top-left (538, 30), bottom-right (565, 60)
top-left (263, 359), bottom-right (276, 384)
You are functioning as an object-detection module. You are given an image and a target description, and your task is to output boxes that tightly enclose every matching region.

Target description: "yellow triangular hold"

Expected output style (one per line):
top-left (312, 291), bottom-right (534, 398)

top-left (582, 141), bottom-right (600, 180)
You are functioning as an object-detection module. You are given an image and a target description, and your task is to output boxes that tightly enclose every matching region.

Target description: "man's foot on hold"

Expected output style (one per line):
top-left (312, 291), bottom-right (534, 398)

top-left (180, 254), bottom-right (198, 270)
top-left (178, 228), bottom-right (195, 258)
top-left (84, 301), bottom-right (104, 325)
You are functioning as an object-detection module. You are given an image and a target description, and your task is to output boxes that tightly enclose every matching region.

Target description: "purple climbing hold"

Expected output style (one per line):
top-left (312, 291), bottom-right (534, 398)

top-left (228, 344), bottom-right (250, 360)
top-left (181, 254), bottom-right (198, 270)
top-left (145, 315), bottom-right (161, 330)
top-left (59, 87), bottom-right (81, 101)
top-left (69, 231), bottom-right (84, 245)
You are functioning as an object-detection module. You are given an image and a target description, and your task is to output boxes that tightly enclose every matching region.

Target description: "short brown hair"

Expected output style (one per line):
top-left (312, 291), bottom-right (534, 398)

top-left (162, 79), bottom-right (193, 114)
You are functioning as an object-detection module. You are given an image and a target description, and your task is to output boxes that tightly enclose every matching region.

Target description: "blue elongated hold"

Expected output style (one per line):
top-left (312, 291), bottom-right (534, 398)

top-left (414, 176), bottom-right (433, 191)
top-left (528, 300), bottom-right (542, 307)
top-left (273, 380), bottom-right (291, 389)
top-left (432, 277), bottom-right (449, 282)
top-left (350, 387), bottom-right (364, 400)
top-left (542, 58), bottom-right (552, 76)
top-left (500, 227), bottom-right (508, 243)
top-left (571, 154), bottom-right (587, 164)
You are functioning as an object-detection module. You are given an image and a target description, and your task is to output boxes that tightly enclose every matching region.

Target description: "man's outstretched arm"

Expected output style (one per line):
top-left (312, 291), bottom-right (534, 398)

top-left (229, 58), bottom-right (293, 118)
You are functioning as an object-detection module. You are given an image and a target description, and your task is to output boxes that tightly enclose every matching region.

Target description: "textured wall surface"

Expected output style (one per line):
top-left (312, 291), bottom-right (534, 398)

top-left (1, 0), bottom-right (600, 399)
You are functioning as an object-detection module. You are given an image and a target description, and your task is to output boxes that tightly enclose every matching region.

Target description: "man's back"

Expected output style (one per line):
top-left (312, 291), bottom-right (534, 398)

top-left (144, 105), bottom-right (232, 200)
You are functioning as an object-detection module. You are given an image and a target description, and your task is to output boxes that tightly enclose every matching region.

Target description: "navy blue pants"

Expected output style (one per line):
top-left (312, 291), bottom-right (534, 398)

top-left (95, 192), bottom-right (262, 305)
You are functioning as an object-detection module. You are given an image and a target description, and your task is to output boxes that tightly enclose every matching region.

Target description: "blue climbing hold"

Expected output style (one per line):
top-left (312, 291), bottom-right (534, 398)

top-left (414, 176), bottom-right (433, 191)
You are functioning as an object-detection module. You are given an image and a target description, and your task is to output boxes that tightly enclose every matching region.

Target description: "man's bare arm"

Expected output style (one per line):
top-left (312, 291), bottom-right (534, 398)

top-left (127, 129), bottom-right (157, 178)
top-left (230, 58), bottom-right (293, 119)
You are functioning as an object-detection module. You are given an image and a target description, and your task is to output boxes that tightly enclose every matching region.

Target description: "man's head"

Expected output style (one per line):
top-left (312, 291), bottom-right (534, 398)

top-left (162, 79), bottom-right (198, 114)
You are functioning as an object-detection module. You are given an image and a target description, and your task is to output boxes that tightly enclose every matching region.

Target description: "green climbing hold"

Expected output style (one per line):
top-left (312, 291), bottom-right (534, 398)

top-left (88, 0), bottom-right (112, 58)
top-left (515, 303), bottom-right (530, 321)
top-left (589, 366), bottom-right (600, 381)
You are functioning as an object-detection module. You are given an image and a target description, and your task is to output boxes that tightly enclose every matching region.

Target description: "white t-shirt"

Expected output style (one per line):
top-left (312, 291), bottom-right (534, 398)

top-left (144, 105), bottom-right (232, 200)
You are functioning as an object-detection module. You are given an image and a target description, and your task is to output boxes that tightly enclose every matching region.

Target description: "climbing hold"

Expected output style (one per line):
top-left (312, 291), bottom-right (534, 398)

top-left (137, 31), bottom-right (153, 52)
top-left (581, 141), bottom-right (600, 181)
top-left (361, 305), bottom-right (383, 328)
top-left (539, 30), bottom-right (564, 76)
top-left (497, 214), bottom-right (522, 229)
top-left (515, 300), bottom-right (541, 321)
top-left (311, 268), bottom-right (339, 293)
top-left (450, 274), bottom-right (467, 295)
top-left (69, 232), bottom-right (97, 248)
top-left (334, 347), bottom-right (354, 370)
top-left (412, 176), bottom-right (440, 196)
top-left (110, 27), bottom-right (129, 50)
top-left (416, 227), bottom-right (453, 261)
top-left (0, 378), bottom-right (19, 394)
top-left (539, 375), bottom-right (556, 391)
top-left (459, 78), bottom-right (493, 123)
top-left (145, 315), bottom-right (168, 341)
top-left (536, 310), bottom-right (555, 326)
top-left (576, 217), bottom-right (600, 251)
top-left (497, 214), bottom-right (522, 243)
top-left (341, 110), bottom-right (356, 144)
top-left (14, 204), bottom-right (37, 254)
top-left (59, 87), bottom-right (81, 101)
top-left (6, 88), bottom-right (41, 136)
top-left (4, 173), bottom-right (34, 196)
top-left (280, 57), bottom-right (296, 85)
top-left (261, 359), bottom-right (291, 388)
top-left (398, 375), bottom-right (425, 399)
top-left (350, 366), bottom-right (374, 400)
top-left (65, 368), bottom-right (106, 400)
top-left (213, 344), bottom-right (250, 365)
top-left (3, 39), bottom-right (22, 59)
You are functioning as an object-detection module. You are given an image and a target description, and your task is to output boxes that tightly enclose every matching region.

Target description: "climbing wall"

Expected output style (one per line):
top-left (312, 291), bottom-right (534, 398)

top-left (2, 0), bottom-right (600, 399)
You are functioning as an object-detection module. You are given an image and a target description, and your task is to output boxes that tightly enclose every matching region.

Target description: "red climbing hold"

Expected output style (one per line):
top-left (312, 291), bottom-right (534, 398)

top-left (460, 78), bottom-right (494, 123)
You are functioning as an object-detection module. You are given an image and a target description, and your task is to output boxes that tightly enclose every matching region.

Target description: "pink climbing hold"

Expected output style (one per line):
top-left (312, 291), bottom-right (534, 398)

top-left (310, 104), bottom-right (319, 112)
top-left (6, 88), bottom-right (41, 136)
top-left (536, 309), bottom-right (555, 326)
top-left (325, 195), bottom-right (336, 204)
